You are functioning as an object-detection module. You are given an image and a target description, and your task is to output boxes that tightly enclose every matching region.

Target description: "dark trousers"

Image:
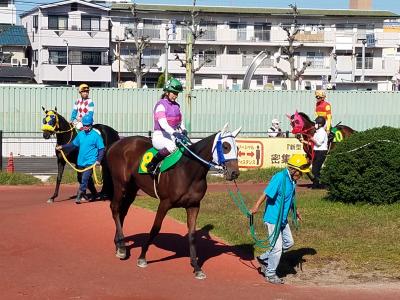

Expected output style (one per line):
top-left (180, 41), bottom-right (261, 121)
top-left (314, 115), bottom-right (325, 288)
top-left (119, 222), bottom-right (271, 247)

top-left (312, 150), bottom-right (328, 187)
top-left (77, 166), bottom-right (95, 193)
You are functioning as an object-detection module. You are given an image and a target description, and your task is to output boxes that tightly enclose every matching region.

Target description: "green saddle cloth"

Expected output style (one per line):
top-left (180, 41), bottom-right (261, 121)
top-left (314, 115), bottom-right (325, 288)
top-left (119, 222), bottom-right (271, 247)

top-left (331, 127), bottom-right (344, 143)
top-left (138, 146), bottom-right (185, 174)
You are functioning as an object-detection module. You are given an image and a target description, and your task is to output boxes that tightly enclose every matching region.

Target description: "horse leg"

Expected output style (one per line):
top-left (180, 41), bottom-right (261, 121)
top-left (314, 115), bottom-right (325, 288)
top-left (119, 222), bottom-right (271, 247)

top-left (186, 206), bottom-right (206, 280)
top-left (110, 182), bottom-right (127, 258)
top-left (48, 159), bottom-right (65, 203)
top-left (137, 201), bottom-right (170, 268)
top-left (114, 185), bottom-right (138, 259)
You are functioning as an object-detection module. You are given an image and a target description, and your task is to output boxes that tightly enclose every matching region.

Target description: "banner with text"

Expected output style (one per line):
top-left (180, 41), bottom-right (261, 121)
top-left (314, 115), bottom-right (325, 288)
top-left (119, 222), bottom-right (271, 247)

top-left (237, 138), bottom-right (305, 169)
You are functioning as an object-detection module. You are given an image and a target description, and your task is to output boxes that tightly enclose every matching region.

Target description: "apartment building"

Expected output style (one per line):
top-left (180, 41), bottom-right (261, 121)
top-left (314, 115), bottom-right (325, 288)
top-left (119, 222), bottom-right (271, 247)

top-left (0, 0), bottom-right (34, 83)
top-left (21, 0), bottom-right (112, 86)
top-left (110, 4), bottom-right (400, 91)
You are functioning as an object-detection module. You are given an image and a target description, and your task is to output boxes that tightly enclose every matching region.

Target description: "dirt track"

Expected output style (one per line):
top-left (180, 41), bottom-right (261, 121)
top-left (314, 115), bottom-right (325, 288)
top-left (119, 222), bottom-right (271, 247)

top-left (1, 185), bottom-right (399, 300)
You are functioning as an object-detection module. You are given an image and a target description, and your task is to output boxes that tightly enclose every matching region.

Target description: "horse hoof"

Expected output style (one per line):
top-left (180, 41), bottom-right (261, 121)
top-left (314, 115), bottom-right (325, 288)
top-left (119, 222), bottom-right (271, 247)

top-left (137, 258), bottom-right (148, 268)
top-left (47, 198), bottom-right (54, 204)
top-left (195, 271), bottom-right (207, 280)
top-left (115, 248), bottom-right (126, 259)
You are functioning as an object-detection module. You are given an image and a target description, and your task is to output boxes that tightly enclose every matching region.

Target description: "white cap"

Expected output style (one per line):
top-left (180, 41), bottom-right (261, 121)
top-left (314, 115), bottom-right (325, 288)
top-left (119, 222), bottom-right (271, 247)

top-left (272, 118), bottom-right (280, 125)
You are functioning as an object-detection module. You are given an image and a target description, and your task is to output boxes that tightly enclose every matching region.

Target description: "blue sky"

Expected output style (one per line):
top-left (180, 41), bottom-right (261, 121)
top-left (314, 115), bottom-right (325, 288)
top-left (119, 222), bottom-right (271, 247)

top-left (16, 0), bottom-right (400, 15)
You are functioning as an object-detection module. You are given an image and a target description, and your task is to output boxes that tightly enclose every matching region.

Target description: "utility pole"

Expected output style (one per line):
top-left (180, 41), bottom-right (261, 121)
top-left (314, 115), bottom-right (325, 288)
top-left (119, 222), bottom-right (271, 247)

top-left (185, 29), bottom-right (193, 133)
top-left (165, 23), bottom-right (169, 86)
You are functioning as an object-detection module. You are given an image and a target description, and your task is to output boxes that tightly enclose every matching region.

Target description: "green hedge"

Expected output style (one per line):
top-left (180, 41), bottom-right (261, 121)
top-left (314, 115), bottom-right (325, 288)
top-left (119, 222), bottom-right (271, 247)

top-left (321, 126), bottom-right (400, 204)
top-left (0, 171), bottom-right (42, 185)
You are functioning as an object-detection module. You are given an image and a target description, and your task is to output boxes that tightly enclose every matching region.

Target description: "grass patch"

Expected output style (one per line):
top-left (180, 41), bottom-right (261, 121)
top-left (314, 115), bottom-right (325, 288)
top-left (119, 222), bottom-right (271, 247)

top-left (134, 190), bottom-right (400, 278)
top-left (207, 167), bottom-right (282, 183)
top-left (0, 171), bottom-right (42, 185)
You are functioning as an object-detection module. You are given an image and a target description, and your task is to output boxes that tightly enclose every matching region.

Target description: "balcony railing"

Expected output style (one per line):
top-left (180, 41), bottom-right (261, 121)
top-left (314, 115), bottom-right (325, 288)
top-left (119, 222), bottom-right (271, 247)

top-left (41, 26), bottom-right (108, 32)
top-left (356, 57), bottom-right (374, 69)
top-left (198, 29), bottom-right (216, 41)
top-left (142, 57), bottom-right (159, 68)
top-left (198, 54), bottom-right (216, 67)
top-left (139, 28), bottom-right (161, 39)
top-left (307, 57), bottom-right (325, 69)
top-left (45, 54), bottom-right (110, 65)
top-left (242, 55), bottom-right (273, 67)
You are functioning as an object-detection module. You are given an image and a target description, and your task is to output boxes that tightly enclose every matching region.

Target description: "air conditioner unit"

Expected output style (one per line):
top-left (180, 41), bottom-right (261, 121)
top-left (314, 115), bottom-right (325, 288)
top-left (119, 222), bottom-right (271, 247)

top-left (21, 58), bottom-right (28, 66)
top-left (11, 58), bottom-right (19, 66)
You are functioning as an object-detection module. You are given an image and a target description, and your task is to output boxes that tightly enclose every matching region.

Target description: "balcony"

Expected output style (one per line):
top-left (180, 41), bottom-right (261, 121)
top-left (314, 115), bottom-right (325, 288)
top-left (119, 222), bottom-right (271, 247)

top-left (139, 28), bottom-right (160, 39)
top-left (40, 64), bottom-right (111, 82)
top-left (295, 32), bottom-right (325, 43)
top-left (254, 29), bottom-right (270, 42)
top-left (242, 55), bottom-right (273, 68)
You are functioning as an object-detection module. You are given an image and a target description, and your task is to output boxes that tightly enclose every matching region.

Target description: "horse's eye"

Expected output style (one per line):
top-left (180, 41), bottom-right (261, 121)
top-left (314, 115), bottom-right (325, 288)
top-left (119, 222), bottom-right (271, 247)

top-left (42, 118), bottom-right (46, 124)
top-left (222, 142), bottom-right (232, 154)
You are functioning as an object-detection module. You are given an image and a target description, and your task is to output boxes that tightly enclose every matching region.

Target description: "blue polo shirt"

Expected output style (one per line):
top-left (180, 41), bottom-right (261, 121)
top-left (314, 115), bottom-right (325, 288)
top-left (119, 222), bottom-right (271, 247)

top-left (263, 169), bottom-right (296, 226)
top-left (72, 129), bottom-right (105, 167)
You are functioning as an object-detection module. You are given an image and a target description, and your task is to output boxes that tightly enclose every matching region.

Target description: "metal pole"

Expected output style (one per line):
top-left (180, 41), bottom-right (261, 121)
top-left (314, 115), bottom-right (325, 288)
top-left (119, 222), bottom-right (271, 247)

top-left (65, 41), bottom-right (69, 85)
top-left (0, 130), bottom-right (2, 171)
top-left (118, 40), bottom-right (121, 85)
top-left (361, 40), bottom-right (366, 82)
top-left (165, 24), bottom-right (169, 85)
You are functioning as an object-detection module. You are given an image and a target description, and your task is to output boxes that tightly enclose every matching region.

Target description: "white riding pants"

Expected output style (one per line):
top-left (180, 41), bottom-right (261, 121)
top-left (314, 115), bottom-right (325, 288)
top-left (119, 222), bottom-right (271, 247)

top-left (152, 131), bottom-right (177, 153)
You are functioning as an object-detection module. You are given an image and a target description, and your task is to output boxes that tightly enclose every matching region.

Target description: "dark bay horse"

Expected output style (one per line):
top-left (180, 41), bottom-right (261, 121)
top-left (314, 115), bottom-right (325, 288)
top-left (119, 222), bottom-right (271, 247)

top-left (288, 111), bottom-right (355, 161)
top-left (41, 107), bottom-right (120, 203)
top-left (107, 124), bottom-right (241, 279)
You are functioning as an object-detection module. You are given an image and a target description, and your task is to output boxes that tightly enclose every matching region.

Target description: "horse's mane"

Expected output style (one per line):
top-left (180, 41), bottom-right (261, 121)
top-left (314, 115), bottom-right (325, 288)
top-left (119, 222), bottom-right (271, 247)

top-left (190, 133), bottom-right (218, 154)
top-left (298, 112), bottom-right (314, 124)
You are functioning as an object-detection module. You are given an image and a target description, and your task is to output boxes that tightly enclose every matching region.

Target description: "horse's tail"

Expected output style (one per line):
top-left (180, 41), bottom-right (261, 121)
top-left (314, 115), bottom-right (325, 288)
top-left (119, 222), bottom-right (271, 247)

top-left (93, 124), bottom-right (120, 199)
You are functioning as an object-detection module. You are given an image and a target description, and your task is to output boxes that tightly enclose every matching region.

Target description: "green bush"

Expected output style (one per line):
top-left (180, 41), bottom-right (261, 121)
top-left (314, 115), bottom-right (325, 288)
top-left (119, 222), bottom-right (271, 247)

top-left (0, 171), bottom-right (42, 185)
top-left (321, 126), bottom-right (400, 204)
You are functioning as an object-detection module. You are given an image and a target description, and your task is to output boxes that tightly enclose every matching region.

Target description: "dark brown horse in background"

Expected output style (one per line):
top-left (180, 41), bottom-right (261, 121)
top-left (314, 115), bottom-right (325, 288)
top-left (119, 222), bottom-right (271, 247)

top-left (107, 124), bottom-right (241, 279)
top-left (289, 111), bottom-right (355, 161)
top-left (41, 107), bottom-right (120, 203)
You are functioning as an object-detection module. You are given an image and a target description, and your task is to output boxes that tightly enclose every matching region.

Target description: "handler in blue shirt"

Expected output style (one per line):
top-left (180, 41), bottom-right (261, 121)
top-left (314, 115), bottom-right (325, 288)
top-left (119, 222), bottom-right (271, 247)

top-left (56, 115), bottom-right (105, 204)
top-left (250, 154), bottom-right (310, 284)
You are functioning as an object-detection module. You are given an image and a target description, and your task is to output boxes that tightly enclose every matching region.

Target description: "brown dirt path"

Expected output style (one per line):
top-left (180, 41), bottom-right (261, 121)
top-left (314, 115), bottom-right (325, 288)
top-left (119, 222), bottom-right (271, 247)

top-left (0, 185), bottom-right (399, 300)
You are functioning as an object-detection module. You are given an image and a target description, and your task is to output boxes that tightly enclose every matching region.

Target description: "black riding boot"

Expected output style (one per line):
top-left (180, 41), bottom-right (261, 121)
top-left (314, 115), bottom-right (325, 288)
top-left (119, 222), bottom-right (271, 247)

top-left (146, 152), bottom-right (166, 174)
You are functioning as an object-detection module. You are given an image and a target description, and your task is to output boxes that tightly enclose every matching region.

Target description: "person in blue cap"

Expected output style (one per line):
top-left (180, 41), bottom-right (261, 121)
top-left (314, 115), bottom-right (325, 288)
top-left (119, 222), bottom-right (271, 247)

top-left (56, 114), bottom-right (105, 204)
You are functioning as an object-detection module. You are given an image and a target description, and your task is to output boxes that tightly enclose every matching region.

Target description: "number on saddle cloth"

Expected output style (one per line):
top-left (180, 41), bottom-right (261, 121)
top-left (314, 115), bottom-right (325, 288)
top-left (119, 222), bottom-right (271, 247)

top-left (138, 146), bottom-right (185, 174)
top-left (331, 127), bottom-right (344, 143)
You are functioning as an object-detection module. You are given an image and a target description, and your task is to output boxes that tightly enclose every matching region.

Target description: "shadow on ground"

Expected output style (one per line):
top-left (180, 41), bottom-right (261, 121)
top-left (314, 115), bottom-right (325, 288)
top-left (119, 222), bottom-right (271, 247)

top-left (125, 224), bottom-right (255, 268)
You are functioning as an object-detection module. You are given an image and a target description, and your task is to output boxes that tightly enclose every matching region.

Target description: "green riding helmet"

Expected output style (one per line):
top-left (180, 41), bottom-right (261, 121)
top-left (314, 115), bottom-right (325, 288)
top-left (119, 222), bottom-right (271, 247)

top-left (163, 78), bottom-right (183, 93)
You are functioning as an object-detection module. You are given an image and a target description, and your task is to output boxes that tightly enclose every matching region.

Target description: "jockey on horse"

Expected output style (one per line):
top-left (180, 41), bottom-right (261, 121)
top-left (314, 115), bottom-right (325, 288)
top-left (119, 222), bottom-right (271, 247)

top-left (146, 77), bottom-right (188, 174)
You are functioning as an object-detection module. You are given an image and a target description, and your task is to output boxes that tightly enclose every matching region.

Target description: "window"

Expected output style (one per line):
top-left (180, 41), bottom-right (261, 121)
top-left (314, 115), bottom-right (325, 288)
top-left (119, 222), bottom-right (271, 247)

top-left (336, 24), bottom-right (354, 33)
top-left (33, 15), bottom-right (38, 29)
top-left (356, 53), bottom-right (373, 69)
top-left (143, 49), bottom-right (161, 68)
top-left (142, 19), bottom-right (161, 39)
top-left (33, 50), bottom-right (38, 62)
top-left (82, 52), bottom-right (101, 65)
top-left (199, 50), bottom-right (216, 67)
top-left (0, 0), bottom-right (7, 7)
top-left (254, 23), bottom-right (271, 41)
top-left (48, 15), bottom-right (68, 30)
top-left (230, 22), bottom-right (247, 41)
top-left (307, 52), bottom-right (324, 69)
top-left (198, 21), bottom-right (217, 40)
top-left (71, 3), bottom-right (78, 11)
top-left (82, 16), bottom-right (100, 31)
top-left (49, 51), bottom-right (67, 64)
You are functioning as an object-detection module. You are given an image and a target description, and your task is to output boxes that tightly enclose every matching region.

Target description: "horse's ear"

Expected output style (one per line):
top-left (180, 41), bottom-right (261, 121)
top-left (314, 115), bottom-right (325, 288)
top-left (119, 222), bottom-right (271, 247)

top-left (42, 106), bottom-right (46, 112)
top-left (286, 113), bottom-right (292, 120)
top-left (221, 122), bottom-right (229, 133)
top-left (54, 106), bottom-right (57, 112)
top-left (232, 127), bottom-right (241, 137)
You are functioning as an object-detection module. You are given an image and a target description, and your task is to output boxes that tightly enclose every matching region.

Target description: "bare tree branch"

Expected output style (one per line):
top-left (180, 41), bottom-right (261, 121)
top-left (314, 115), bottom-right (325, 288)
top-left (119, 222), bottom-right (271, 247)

top-left (294, 61), bottom-right (311, 80)
top-left (274, 65), bottom-right (289, 80)
top-left (175, 54), bottom-right (186, 67)
top-left (194, 58), bottom-right (211, 72)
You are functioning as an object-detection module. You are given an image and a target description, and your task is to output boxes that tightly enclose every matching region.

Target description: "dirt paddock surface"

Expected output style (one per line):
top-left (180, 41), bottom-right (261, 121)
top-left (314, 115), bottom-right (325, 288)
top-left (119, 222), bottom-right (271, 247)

top-left (1, 185), bottom-right (399, 300)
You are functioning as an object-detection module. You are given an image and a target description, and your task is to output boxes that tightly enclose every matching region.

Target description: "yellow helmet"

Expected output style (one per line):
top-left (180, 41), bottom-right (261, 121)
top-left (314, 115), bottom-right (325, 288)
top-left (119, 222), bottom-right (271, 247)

top-left (315, 90), bottom-right (326, 98)
top-left (287, 154), bottom-right (311, 173)
top-left (79, 83), bottom-right (90, 92)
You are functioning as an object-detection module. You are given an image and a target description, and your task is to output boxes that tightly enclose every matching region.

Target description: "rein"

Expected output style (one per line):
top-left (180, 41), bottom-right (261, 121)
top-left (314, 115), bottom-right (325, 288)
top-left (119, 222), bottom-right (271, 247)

top-left (227, 178), bottom-right (298, 249)
top-left (58, 149), bottom-right (102, 186)
top-left (176, 139), bottom-right (225, 172)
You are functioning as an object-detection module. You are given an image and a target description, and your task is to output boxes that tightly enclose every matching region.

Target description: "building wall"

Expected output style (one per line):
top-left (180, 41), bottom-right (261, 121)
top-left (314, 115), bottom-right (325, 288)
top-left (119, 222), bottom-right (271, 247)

top-left (0, 1), bottom-right (16, 24)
